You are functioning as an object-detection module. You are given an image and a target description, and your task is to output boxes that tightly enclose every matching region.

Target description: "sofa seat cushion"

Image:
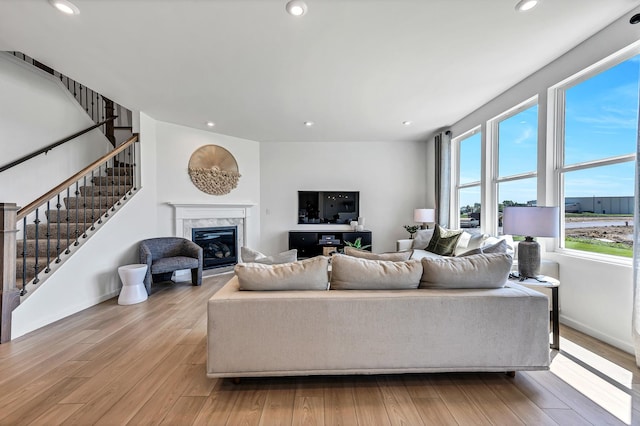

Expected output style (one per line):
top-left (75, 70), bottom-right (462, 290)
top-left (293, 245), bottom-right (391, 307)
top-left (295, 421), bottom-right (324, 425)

top-left (344, 247), bottom-right (412, 261)
top-left (151, 256), bottom-right (199, 274)
top-left (330, 254), bottom-right (422, 290)
top-left (420, 253), bottom-right (512, 289)
top-left (235, 256), bottom-right (329, 291)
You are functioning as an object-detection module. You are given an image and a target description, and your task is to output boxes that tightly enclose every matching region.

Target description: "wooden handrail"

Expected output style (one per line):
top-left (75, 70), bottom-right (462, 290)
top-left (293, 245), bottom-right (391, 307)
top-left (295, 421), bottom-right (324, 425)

top-left (0, 117), bottom-right (118, 174)
top-left (17, 134), bottom-right (139, 221)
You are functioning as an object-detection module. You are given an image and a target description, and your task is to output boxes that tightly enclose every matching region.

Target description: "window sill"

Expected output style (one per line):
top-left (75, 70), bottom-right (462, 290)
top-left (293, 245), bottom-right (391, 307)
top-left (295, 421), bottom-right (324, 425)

top-left (551, 248), bottom-right (633, 268)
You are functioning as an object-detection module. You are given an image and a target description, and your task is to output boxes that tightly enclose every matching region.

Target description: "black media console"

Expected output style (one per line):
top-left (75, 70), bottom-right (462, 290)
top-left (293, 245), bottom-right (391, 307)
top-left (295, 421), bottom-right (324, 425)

top-left (288, 230), bottom-right (372, 258)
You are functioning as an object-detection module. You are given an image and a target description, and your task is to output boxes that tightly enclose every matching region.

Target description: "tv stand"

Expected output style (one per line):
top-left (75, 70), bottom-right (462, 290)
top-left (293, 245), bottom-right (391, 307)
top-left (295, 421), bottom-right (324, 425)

top-left (288, 230), bottom-right (372, 258)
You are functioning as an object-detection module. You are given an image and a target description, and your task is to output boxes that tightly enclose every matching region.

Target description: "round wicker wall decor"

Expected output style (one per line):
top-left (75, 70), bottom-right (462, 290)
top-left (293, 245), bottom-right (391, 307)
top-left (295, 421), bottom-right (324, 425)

top-left (188, 145), bottom-right (241, 195)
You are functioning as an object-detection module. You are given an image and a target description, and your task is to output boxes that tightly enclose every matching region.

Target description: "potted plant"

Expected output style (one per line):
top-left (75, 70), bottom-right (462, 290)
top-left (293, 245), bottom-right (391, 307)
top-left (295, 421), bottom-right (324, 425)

top-left (343, 237), bottom-right (371, 250)
top-left (403, 225), bottom-right (419, 239)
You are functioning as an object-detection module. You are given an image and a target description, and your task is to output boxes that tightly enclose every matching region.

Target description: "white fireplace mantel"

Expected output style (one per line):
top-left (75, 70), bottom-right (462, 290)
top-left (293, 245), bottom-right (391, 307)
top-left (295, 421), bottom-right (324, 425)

top-left (168, 202), bottom-right (256, 243)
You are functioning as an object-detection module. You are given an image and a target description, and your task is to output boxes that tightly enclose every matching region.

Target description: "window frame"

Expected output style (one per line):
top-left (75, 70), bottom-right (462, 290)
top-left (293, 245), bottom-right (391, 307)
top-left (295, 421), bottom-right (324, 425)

top-left (550, 46), bottom-right (638, 262)
top-left (451, 126), bottom-right (482, 230)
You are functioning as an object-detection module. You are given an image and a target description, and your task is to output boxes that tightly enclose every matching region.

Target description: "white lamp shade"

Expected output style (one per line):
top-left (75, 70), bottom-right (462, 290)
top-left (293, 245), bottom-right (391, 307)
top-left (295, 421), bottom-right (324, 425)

top-left (502, 206), bottom-right (559, 238)
top-left (414, 208), bottom-right (435, 223)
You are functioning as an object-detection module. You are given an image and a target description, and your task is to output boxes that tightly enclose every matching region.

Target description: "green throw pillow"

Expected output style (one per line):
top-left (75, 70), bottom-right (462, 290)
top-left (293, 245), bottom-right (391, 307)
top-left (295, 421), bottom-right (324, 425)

top-left (426, 225), bottom-right (463, 256)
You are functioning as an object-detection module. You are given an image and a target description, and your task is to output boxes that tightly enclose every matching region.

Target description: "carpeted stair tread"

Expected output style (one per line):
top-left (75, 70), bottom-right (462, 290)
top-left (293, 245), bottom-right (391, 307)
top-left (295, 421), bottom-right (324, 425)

top-left (46, 208), bottom-right (108, 224)
top-left (91, 176), bottom-right (132, 186)
top-left (107, 167), bottom-right (134, 176)
top-left (17, 239), bottom-right (69, 258)
top-left (79, 185), bottom-right (132, 197)
top-left (25, 223), bottom-right (87, 240)
top-left (64, 196), bottom-right (122, 210)
top-left (16, 256), bottom-right (49, 282)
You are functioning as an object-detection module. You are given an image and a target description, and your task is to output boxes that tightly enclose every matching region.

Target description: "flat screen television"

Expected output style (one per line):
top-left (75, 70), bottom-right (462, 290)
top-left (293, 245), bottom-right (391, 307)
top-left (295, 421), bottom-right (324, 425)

top-left (298, 191), bottom-right (359, 224)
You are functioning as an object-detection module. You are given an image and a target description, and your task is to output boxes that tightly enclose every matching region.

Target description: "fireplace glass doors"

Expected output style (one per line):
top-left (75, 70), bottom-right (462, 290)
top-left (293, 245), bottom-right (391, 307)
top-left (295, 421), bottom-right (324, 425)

top-left (192, 226), bottom-right (238, 270)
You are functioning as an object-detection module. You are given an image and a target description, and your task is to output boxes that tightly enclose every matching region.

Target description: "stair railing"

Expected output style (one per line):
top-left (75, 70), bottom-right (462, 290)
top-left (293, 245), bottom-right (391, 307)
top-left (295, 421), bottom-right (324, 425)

top-left (0, 134), bottom-right (139, 343)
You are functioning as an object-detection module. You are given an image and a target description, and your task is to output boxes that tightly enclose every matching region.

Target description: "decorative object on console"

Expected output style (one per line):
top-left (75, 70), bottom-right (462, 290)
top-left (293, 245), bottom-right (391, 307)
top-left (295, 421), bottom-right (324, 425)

top-left (414, 208), bottom-right (435, 229)
top-left (403, 225), bottom-right (419, 239)
top-left (188, 145), bottom-right (241, 195)
top-left (502, 206), bottom-right (559, 279)
top-left (426, 225), bottom-right (463, 256)
top-left (241, 247), bottom-right (297, 265)
top-left (349, 220), bottom-right (358, 230)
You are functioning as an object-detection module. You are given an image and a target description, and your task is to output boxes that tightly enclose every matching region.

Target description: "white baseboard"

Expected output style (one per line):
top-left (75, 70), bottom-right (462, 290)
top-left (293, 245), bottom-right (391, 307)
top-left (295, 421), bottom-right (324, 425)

top-left (560, 314), bottom-right (634, 355)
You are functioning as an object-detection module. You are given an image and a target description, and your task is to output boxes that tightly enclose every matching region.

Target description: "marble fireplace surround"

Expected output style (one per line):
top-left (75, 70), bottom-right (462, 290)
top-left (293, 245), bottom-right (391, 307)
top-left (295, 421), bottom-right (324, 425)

top-left (169, 203), bottom-right (255, 272)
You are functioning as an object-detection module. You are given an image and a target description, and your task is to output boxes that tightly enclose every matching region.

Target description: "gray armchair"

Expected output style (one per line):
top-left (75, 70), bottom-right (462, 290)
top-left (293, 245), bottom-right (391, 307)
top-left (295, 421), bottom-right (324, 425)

top-left (139, 237), bottom-right (203, 294)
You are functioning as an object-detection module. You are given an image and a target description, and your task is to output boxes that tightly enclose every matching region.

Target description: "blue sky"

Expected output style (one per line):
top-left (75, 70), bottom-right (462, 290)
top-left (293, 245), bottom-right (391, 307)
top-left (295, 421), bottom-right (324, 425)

top-left (458, 53), bottom-right (639, 210)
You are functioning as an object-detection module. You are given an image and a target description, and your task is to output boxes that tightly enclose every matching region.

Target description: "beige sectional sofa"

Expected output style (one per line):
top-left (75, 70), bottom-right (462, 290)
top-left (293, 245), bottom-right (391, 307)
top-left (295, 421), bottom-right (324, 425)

top-left (206, 253), bottom-right (550, 378)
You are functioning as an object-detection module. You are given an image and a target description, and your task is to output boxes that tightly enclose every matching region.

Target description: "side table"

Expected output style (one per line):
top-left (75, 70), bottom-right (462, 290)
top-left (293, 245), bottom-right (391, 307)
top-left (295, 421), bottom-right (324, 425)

top-left (118, 264), bottom-right (149, 305)
top-left (509, 275), bottom-right (560, 350)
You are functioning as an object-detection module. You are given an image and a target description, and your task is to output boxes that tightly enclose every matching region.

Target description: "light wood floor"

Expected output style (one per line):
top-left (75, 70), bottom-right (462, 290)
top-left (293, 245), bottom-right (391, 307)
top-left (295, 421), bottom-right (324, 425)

top-left (1, 273), bottom-right (639, 425)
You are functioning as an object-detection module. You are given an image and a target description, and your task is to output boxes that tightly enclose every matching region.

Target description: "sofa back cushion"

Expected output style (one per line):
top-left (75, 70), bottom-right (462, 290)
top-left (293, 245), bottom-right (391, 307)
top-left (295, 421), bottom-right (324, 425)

top-left (235, 256), bottom-right (329, 290)
top-left (344, 246), bottom-right (412, 261)
top-left (420, 253), bottom-right (512, 289)
top-left (330, 254), bottom-right (422, 290)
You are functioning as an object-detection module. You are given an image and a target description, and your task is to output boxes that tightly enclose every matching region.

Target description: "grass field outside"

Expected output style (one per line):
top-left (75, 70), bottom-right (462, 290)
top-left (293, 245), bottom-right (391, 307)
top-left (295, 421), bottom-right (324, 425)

top-left (565, 237), bottom-right (633, 258)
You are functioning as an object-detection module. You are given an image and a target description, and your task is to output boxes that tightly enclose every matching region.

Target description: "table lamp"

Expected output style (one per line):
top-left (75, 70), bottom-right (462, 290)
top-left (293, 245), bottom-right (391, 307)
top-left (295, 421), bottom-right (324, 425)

top-left (502, 206), bottom-right (559, 279)
top-left (414, 208), bottom-right (435, 229)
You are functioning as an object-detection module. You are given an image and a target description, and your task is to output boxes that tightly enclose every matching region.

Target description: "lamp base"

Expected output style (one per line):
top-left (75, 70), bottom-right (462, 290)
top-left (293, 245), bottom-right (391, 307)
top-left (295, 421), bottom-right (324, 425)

top-left (517, 237), bottom-right (540, 279)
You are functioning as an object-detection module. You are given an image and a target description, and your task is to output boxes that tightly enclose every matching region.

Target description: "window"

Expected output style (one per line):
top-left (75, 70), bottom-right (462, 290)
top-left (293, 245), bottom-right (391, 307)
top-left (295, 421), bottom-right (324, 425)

top-left (557, 54), bottom-right (638, 258)
top-left (492, 100), bottom-right (539, 233)
top-left (454, 129), bottom-right (481, 232)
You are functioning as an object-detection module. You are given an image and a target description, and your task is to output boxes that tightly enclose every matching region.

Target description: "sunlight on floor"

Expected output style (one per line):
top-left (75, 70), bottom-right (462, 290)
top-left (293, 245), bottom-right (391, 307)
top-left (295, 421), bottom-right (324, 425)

top-left (551, 336), bottom-right (634, 424)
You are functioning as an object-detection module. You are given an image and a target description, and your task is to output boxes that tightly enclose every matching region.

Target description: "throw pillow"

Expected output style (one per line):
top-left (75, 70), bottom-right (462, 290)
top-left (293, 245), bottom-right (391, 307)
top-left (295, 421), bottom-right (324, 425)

top-left (482, 235), bottom-right (515, 257)
top-left (458, 239), bottom-right (507, 257)
top-left (241, 247), bottom-right (297, 265)
top-left (425, 225), bottom-right (463, 256)
top-left (235, 256), bottom-right (329, 290)
top-left (330, 254), bottom-right (422, 290)
top-left (419, 253), bottom-right (512, 289)
top-left (412, 229), bottom-right (434, 250)
top-left (344, 246), bottom-right (412, 262)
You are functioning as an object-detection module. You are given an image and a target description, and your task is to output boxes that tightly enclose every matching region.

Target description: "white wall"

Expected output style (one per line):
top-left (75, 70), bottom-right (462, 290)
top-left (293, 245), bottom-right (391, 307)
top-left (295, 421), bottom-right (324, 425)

top-left (260, 141), bottom-right (428, 254)
top-left (0, 53), bottom-right (110, 207)
top-left (12, 113), bottom-right (159, 338)
top-left (153, 121), bottom-right (261, 247)
top-left (447, 8), bottom-right (640, 353)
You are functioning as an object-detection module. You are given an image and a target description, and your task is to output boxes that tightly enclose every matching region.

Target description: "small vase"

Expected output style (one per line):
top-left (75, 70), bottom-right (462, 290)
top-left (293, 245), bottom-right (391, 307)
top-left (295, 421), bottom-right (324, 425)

top-left (357, 217), bottom-right (365, 226)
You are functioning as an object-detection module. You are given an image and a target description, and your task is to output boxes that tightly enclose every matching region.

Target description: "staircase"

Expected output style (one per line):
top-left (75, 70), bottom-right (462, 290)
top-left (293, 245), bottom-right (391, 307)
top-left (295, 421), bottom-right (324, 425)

top-left (15, 162), bottom-right (135, 290)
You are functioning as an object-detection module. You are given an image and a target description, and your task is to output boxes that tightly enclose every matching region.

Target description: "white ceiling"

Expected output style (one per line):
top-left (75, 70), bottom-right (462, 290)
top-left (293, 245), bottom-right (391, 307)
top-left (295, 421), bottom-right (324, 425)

top-left (1, 0), bottom-right (639, 143)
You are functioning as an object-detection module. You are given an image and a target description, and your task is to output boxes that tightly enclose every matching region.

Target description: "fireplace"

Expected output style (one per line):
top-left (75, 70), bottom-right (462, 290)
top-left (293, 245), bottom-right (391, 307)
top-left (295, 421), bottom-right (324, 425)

top-left (192, 226), bottom-right (238, 270)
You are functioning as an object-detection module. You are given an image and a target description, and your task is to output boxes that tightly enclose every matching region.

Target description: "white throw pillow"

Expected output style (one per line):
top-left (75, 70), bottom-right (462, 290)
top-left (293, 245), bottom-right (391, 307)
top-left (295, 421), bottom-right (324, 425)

top-left (412, 229), bottom-right (434, 250)
top-left (235, 256), bottom-right (329, 290)
top-left (241, 247), bottom-right (297, 265)
top-left (419, 253), bottom-right (512, 289)
top-left (330, 254), bottom-right (422, 290)
top-left (482, 235), bottom-right (515, 257)
top-left (458, 239), bottom-right (507, 257)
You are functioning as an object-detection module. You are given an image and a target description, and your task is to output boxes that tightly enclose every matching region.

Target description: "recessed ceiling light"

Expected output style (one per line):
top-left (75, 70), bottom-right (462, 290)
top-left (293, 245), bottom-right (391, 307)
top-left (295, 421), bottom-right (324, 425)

top-left (48, 0), bottom-right (80, 15)
top-left (206, 121), bottom-right (215, 127)
top-left (515, 0), bottom-right (538, 12)
top-left (304, 121), bottom-right (314, 127)
top-left (402, 121), bottom-right (412, 126)
top-left (286, 0), bottom-right (308, 17)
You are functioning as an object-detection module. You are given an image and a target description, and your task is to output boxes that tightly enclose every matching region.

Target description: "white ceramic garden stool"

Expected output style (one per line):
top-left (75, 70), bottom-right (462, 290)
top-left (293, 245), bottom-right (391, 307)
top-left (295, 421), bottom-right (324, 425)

top-left (118, 264), bottom-right (148, 305)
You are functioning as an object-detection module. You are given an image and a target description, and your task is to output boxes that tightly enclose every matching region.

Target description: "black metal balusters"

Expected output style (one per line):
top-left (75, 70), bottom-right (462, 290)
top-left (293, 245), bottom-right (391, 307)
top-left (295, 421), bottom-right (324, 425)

top-left (55, 195), bottom-right (62, 263)
top-left (117, 154), bottom-right (122, 206)
top-left (65, 187), bottom-right (71, 254)
top-left (104, 161), bottom-right (110, 218)
top-left (82, 176), bottom-right (88, 238)
top-left (132, 142), bottom-right (137, 192)
top-left (90, 170), bottom-right (96, 231)
top-left (21, 217), bottom-right (27, 295)
top-left (74, 182), bottom-right (80, 246)
top-left (33, 209), bottom-right (40, 285)
top-left (111, 159), bottom-right (116, 212)
top-left (98, 164), bottom-right (104, 223)
top-left (45, 201), bottom-right (51, 273)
